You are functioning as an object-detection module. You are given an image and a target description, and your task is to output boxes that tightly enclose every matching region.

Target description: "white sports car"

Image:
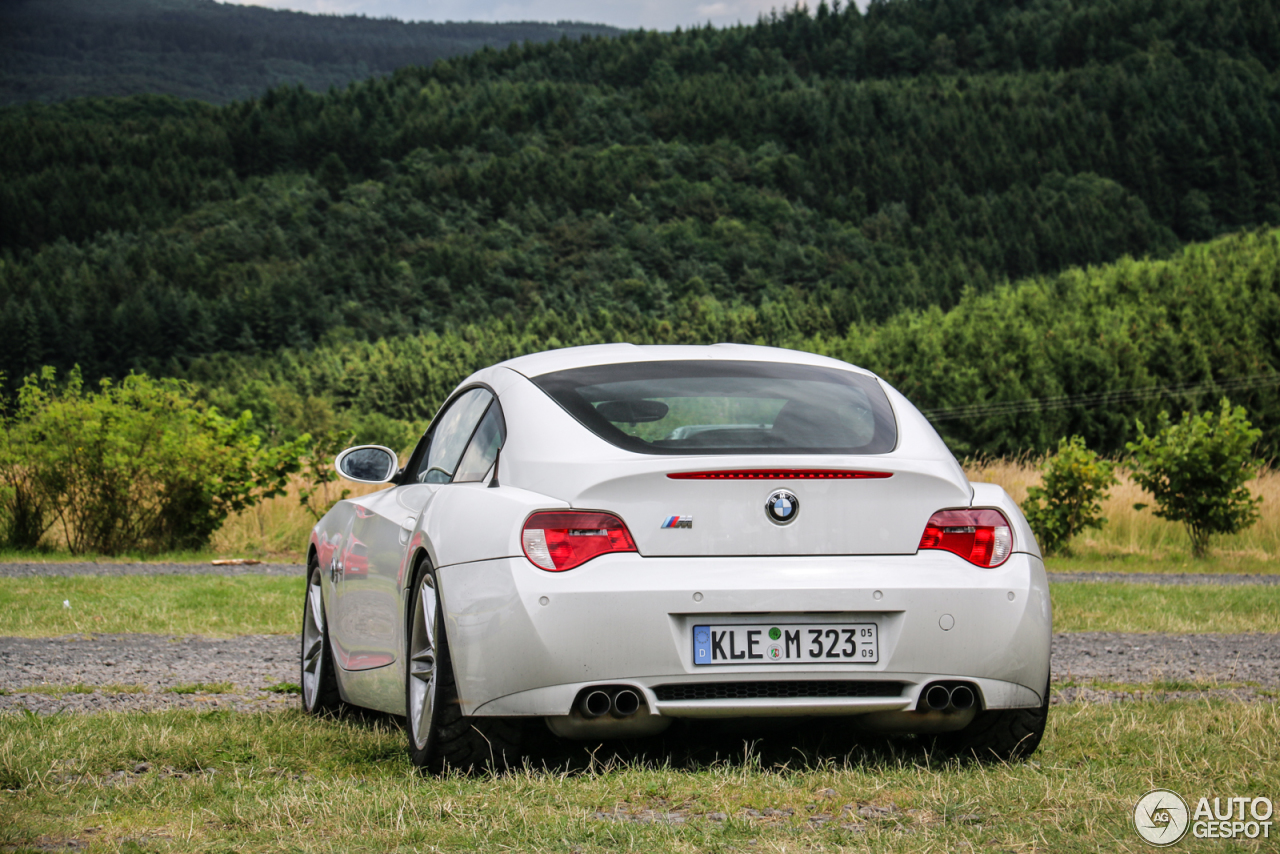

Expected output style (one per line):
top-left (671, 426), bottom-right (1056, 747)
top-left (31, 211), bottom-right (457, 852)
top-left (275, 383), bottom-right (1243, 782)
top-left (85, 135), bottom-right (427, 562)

top-left (302, 344), bottom-right (1051, 770)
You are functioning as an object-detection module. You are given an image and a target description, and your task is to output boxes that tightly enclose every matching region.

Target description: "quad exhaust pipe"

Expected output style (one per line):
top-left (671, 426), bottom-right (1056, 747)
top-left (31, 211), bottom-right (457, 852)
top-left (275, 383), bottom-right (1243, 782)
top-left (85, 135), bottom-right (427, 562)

top-left (577, 686), bottom-right (644, 719)
top-left (611, 689), bottom-right (641, 717)
top-left (949, 684), bottom-right (975, 711)
top-left (920, 682), bottom-right (978, 713)
top-left (550, 685), bottom-right (670, 740)
top-left (581, 690), bottom-right (612, 718)
top-left (923, 684), bottom-right (951, 712)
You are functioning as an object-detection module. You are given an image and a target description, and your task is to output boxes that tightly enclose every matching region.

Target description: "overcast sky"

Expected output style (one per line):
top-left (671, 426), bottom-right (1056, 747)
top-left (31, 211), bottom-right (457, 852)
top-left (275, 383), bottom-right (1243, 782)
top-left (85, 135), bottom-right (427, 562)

top-left (228, 0), bottom-right (802, 31)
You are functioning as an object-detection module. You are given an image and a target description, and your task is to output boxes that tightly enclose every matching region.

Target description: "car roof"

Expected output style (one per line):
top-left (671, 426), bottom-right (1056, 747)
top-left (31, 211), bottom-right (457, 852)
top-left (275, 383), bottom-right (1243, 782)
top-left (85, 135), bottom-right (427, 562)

top-left (498, 343), bottom-right (877, 378)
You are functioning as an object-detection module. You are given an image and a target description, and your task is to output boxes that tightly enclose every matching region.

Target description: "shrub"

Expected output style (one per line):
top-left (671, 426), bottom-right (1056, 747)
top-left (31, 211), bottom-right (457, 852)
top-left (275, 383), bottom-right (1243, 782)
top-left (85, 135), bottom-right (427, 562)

top-left (1020, 436), bottom-right (1117, 555)
top-left (1126, 399), bottom-right (1263, 557)
top-left (0, 427), bottom-right (55, 551)
top-left (298, 429), bottom-right (355, 521)
top-left (0, 367), bottom-right (309, 554)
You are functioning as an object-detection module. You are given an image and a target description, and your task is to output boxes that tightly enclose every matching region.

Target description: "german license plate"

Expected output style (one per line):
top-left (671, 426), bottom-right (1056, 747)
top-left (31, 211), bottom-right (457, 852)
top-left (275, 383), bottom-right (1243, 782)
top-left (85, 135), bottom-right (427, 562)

top-left (693, 623), bottom-right (878, 665)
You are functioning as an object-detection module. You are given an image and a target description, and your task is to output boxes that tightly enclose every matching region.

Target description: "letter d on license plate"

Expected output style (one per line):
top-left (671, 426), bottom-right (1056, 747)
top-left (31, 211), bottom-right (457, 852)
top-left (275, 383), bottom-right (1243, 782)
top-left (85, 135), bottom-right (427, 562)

top-left (693, 623), bottom-right (878, 665)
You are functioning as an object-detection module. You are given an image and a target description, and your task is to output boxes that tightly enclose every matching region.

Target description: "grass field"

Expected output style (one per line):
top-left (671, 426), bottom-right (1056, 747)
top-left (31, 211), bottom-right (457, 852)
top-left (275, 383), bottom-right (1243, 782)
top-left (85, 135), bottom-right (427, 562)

top-left (3, 467), bottom-right (1274, 854)
top-left (1, 702), bottom-right (1276, 853)
top-left (0, 576), bottom-right (303, 637)
top-left (1050, 583), bottom-right (1280, 633)
top-left (1, 576), bottom-right (1277, 637)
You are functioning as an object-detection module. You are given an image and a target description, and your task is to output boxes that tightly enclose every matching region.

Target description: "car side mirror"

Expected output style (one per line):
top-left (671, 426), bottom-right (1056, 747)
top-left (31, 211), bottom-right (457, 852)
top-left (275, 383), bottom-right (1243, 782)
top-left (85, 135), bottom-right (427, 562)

top-left (334, 445), bottom-right (399, 484)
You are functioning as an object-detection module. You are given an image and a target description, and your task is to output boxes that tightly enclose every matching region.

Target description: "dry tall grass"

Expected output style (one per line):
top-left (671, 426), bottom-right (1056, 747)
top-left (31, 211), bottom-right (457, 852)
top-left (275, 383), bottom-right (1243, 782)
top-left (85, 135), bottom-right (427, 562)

top-left (965, 457), bottom-right (1280, 560)
top-left (209, 459), bottom-right (1280, 562)
top-left (211, 476), bottom-right (388, 560)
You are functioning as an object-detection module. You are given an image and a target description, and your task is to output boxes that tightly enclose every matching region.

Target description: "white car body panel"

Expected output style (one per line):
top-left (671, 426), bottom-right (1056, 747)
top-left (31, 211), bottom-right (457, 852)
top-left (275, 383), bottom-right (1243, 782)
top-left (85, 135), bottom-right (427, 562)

top-left (308, 344), bottom-right (1052, 730)
top-left (438, 551), bottom-right (1050, 717)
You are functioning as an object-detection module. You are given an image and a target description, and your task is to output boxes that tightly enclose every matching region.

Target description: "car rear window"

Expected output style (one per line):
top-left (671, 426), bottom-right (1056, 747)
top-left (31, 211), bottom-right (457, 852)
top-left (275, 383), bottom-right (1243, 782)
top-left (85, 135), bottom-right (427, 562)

top-left (531, 360), bottom-right (897, 455)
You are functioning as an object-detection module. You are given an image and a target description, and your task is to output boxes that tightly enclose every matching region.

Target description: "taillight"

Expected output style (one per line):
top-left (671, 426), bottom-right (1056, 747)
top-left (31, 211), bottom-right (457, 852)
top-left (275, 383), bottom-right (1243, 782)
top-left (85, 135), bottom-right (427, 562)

top-left (918, 509), bottom-right (1013, 567)
top-left (521, 511), bottom-right (637, 571)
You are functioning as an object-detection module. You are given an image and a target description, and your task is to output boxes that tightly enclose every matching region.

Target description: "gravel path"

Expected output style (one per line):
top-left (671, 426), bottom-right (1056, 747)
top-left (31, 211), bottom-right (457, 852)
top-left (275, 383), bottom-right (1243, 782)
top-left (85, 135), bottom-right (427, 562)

top-left (0, 562), bottom-right (304, 578)
top-left (2, 631), bottom-right (1275, 714)
top-left (1050, 631), bottom-right (1280, 704)
top-left (0, 633), bottom-right (298, 714)
top-left (1048, 571), bottom-right (1280, 585)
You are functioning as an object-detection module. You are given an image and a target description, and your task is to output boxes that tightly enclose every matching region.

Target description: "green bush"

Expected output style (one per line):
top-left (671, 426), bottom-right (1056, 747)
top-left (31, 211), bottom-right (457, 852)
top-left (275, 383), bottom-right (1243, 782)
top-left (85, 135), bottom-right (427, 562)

top-left (1020, 436), bottom-right (1118, 556)
top-left (298, 429), bottom-right (354, 522)
top-left (0, 368), bottom-right (308, 554)
top-left (1126, 399), bottom-right (1263, 558)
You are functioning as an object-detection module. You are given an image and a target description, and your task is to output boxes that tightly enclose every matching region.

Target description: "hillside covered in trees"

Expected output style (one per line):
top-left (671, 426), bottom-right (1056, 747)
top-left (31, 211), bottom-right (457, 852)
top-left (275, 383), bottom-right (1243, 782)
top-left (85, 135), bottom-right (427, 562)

top-left (2, 0), bottom-right (1279, 454)
top-left (185, 228), bottom-right (1280, 457)
top-left (0, 0), bottom-right (621, 106)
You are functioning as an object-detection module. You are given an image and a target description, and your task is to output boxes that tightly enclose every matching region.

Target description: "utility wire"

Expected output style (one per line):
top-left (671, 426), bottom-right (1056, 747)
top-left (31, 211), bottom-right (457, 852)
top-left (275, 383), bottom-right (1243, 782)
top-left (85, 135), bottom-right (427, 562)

top-left (921, 374), bottom-right (1280, 423)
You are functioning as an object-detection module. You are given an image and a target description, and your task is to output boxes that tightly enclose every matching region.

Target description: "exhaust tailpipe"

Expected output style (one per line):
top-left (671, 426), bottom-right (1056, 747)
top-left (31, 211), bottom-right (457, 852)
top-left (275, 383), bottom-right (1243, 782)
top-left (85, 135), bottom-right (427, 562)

top-left (949, 684), bottom-right (975, 711)
top-left (924, 684), bottom-right (952, 712)
top-left (611, 689), bottom-right (641, 717)
top-left (581, 690), bottom-right (612, 719)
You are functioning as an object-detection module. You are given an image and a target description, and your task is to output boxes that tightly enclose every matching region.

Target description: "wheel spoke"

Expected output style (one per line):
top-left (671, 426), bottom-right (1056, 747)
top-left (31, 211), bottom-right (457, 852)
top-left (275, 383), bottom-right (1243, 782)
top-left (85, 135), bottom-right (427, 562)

top-left (308, 584), bottom-right (325, 632)
top-left (416, 673), bottom-right (436, 735)
top-left (419, 587), bottom-right (435, 649)
top-left (303, 637), bottom-right (322, 664)
top-left (408, 577), bottom-right (439, 750)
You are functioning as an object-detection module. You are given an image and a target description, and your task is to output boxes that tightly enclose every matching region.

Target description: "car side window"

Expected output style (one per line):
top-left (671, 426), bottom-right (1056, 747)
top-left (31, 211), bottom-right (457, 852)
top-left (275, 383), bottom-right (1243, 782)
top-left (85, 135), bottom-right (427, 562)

top-left (453, 401), bottom-right (506, 483)
top-left (411, 388), bottom-right (493, 484)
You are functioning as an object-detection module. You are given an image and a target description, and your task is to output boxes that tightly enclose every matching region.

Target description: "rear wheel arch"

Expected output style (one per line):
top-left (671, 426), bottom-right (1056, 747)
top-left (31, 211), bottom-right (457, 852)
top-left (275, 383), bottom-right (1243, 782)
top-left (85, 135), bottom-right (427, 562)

top-left (404, 547), bottom-right (435, 598)
top-left (405, 550), bottom-right (435, 616)
top-left (403, 550), bottom-right (529, 772)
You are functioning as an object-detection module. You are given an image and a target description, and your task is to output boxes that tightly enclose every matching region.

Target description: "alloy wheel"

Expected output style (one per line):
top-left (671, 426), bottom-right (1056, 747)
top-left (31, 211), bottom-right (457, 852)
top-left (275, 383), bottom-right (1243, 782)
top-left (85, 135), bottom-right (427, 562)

top-left (408, 575), bottom-right (439, 750)
top-left (301, 571), bottom-right (327, 710)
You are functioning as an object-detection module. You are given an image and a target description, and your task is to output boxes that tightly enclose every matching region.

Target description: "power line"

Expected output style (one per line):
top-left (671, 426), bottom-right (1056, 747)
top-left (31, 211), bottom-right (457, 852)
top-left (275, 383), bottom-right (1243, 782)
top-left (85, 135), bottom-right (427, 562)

top-left (921, 374), bottom-right (1280, 423)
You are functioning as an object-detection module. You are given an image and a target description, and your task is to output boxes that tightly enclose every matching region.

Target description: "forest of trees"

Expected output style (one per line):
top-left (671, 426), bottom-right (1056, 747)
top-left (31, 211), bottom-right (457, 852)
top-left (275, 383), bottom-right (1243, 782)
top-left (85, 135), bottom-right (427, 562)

top-left (182, 228), bottom-right (1280, 457)
top-left (2, 0), bottom-right (1278, 455)
top-left (0, 0), bottom-right (621, 106)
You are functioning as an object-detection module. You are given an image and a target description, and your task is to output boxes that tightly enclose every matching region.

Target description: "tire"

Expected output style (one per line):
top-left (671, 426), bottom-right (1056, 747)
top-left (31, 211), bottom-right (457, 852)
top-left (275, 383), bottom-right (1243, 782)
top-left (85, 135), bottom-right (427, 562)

top-left (933, 680), bottom-right (1050, 762)
top-left (405, 558), bottom-right (527, 773)
top-left (301, 558), bottom-right (344, 715)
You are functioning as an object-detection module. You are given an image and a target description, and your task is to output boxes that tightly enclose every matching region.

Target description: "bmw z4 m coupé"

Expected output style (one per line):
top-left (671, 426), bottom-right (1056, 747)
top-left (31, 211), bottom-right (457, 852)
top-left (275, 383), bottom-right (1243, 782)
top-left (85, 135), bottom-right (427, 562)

top-left (302, 344), bottom-right (1051, 770)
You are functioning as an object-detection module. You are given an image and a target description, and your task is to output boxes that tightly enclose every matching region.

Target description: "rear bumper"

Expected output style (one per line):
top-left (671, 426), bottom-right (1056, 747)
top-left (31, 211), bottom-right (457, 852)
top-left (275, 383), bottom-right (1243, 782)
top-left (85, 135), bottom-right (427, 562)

top-left (436, 551), bottom-right (1051, 718)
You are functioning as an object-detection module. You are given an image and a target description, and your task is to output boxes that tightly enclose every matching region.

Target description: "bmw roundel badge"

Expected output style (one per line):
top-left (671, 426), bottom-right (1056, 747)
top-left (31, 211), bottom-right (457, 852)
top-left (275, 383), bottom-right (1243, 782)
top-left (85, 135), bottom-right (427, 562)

top-left (765, 489), bottom-right (799, 525)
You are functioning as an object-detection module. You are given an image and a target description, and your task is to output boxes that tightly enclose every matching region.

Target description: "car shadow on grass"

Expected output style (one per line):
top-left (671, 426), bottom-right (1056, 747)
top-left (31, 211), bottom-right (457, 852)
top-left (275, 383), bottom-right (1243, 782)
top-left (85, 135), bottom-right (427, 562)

top-left (328, 706), bottom-right (945, 774)
top-left (557, 717), bottom-right (941, 773)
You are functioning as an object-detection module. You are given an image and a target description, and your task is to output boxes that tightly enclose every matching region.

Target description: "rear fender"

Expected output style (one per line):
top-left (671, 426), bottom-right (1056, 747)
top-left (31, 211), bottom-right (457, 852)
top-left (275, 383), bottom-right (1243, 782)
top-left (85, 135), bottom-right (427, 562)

top-left (417, 484), bottom-right (569, 577)
top-left (969, 482), bottom-right (1042, 560)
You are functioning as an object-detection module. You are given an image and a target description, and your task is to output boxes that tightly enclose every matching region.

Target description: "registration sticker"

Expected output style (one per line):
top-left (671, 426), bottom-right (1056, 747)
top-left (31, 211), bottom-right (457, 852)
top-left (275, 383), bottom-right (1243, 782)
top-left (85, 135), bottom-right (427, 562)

top-left (693, 623), bottom-right (878, 665)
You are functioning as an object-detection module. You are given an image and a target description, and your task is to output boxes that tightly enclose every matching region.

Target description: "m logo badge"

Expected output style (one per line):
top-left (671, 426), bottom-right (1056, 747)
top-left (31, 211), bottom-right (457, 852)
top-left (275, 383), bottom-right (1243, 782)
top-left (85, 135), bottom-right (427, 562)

top-left (661, 516), bottom-right (693, 529)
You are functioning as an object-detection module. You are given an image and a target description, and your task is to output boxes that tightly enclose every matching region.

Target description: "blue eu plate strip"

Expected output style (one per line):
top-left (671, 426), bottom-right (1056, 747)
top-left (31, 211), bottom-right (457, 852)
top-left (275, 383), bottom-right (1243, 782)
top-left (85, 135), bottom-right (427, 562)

top-left (693, 625), bottom-right (712, 664)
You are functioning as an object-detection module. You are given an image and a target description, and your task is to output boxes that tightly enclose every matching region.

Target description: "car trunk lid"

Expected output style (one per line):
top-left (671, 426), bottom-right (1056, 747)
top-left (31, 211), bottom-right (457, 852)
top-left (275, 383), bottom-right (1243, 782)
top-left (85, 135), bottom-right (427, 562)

top-left (570, 458), bottom-right (972, 557)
